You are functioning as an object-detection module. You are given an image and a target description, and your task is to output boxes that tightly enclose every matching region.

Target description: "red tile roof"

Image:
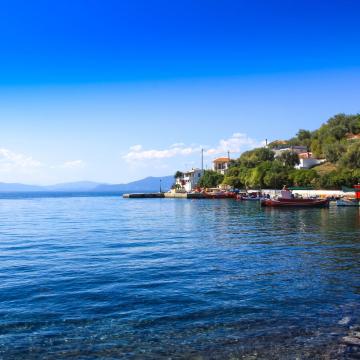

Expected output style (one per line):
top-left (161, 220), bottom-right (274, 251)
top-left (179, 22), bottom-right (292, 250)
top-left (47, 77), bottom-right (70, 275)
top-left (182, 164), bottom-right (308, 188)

top-left (213, 157), bottom-right (230, 163)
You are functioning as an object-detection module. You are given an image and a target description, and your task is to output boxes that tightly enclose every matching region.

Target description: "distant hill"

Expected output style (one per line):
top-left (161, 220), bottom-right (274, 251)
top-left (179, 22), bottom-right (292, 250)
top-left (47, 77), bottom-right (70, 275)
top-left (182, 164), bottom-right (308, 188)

top-left (45, 181), bottom-right (104, 192)
top-left (0, 176), bottom-right (174, 193)
top-left (0, 182), bottom-right (44, 192)
top-left (94, 176), bottom-right (174, 192)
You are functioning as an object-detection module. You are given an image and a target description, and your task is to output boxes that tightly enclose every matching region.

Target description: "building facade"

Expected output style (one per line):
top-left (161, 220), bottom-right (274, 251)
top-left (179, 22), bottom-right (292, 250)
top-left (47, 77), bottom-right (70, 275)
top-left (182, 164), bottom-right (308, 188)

top-left (213, 157), bottom-right (231, 175)
top-left (176, 168), bottom-right (204, 192)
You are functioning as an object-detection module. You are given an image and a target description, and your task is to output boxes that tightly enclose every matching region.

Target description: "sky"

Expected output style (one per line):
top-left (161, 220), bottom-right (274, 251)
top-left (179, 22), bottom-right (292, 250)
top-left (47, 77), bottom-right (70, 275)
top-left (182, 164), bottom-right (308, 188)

top-left (0, 0), bottom-right (360, 185)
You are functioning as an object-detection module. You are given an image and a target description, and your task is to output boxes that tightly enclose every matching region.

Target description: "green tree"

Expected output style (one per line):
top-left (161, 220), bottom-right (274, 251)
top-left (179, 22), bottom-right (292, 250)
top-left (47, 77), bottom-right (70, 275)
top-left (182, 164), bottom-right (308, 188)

top-left (289, 169), bottom-right (319, 187)
top-left (278, 151), bottom-right (300, 167)
top-left (330, 125), bottom-right (348, 141)
top-left (349, 116), bottom-right (360, 134)
top-left (319, 170), bottom-right (356, 189)
top-left (198, 170), bottom-right (224, 188)
top-left (222, 175), bottom-right (244, 189)
top-left (323, 142), bottom-right (346, 163)
top-left (263, 170), bottom-right (289, 189)
top-left (297, 129), bottom-right (312, 141)
top-left (310, 138), bottom-right (323, 158)
top-left (340, 142), bottom-right (360, 169)
top-left (174, 171), bottom-right (184, 179)
top-left (238, 147), bottom-right (275, 167)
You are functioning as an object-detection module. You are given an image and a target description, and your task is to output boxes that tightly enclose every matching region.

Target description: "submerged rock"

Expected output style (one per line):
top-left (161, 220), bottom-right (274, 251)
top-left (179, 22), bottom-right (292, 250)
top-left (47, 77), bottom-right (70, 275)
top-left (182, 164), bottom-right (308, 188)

top-left (342, 336), bottom-right (360, 346)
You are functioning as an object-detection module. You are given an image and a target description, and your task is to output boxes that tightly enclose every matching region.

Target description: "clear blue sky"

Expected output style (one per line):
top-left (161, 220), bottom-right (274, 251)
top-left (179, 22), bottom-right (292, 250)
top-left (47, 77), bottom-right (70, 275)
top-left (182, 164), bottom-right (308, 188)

top-left (0, 0), bottom-right (359, 184)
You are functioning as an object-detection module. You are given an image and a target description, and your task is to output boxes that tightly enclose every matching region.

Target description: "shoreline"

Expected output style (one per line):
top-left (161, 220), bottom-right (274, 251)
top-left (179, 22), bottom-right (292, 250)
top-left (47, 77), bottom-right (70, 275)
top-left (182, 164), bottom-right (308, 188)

top-left (123, 189), bottom-right (356, 199)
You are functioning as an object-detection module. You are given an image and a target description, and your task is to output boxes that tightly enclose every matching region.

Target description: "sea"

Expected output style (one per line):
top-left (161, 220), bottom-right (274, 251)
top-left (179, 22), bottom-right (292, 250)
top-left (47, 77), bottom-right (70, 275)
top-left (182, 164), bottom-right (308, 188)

top-left (0, 192), bottom-right (359, 359)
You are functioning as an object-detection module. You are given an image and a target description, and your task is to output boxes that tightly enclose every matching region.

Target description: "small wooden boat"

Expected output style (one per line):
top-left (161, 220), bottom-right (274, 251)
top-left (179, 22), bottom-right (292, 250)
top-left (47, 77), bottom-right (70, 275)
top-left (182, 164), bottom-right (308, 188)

top-left (261, 197), bottom-right (330, 207)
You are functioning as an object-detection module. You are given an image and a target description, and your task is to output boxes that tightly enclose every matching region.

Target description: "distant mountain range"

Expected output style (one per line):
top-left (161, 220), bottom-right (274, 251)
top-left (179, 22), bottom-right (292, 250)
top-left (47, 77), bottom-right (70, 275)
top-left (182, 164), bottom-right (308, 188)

top-left (0, 176), bottom-right (174, 193)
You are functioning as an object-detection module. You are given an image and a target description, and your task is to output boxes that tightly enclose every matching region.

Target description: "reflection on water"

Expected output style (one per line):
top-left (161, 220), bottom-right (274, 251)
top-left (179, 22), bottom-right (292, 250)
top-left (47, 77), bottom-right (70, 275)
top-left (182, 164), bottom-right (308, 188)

top-left (0, 195), bottom-right (359, 359)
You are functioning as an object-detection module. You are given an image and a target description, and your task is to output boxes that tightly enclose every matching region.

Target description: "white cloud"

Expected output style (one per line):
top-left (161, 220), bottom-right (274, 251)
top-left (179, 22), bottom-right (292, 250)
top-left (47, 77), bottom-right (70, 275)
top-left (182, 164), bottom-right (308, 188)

top-left (170, 142), bottom-right (186, 148)
top-left (60, 160), bottom-right (86, 169)
top-left (205, 133), bottom-right (263, 156)
top-left (0, 148), bottom-right (42, 172)
top-left (123, 133), bottom-right (263, 162)
top-left (123, 144), bottom-right (201, 162)
top-left (0, 148), bottom-right (86, 174)
top-left (129, 145), bottom-right (143, 152)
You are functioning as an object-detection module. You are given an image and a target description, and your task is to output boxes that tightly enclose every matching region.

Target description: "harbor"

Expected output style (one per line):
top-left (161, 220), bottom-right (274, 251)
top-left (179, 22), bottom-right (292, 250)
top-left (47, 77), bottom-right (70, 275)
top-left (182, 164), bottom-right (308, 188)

top-left (123, 187), bottom-right (360, 207)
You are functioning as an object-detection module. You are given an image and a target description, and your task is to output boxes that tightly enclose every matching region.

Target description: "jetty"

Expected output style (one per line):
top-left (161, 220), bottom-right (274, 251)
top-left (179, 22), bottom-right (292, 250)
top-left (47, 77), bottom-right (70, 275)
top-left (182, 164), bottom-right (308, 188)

top-left (123, 193), bottom-right (164, 199)
top-left (123, 192), bottom-right (205, 199)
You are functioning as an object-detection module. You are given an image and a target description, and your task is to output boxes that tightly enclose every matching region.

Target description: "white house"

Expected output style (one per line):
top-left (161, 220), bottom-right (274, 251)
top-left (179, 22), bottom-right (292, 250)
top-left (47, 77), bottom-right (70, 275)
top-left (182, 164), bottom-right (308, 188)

top-left (213, 157), bottom-right (231, 175)
top-left (176, 168), bottom-right (204, 192)
top-left (274, 145), bottom-right (308, 158)
top-left (295, 152), bottom-right (326, 169)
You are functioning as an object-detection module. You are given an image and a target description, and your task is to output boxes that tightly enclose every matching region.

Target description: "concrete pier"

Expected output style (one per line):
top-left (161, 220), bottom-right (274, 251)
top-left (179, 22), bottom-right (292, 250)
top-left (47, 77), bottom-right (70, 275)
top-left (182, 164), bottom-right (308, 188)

top-left (164, 192), bottom-right (205, 199)
top-left (123, 193), bottom-right (164, 199)
top-left (123, 192), bottom-right (206, 199)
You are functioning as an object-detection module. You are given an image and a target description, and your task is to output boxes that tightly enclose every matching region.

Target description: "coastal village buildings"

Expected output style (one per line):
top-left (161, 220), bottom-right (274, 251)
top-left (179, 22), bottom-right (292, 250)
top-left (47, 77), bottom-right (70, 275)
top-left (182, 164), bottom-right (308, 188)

top-left (175, 155), bottom-right (231, 192)
top-left (272, 144), bottom-right (325, 170)
top-left (175, 168), bottom-right (204, 192)
top-left (174, 144), bottom-right (328, 193)
top-left (213, 157), bottom-right (231, 175)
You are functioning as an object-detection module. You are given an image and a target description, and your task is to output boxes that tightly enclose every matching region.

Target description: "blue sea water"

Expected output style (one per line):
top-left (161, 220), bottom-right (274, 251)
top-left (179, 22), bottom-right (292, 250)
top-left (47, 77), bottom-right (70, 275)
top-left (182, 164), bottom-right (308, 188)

top-left (0, 193), bottom-right (359, 359)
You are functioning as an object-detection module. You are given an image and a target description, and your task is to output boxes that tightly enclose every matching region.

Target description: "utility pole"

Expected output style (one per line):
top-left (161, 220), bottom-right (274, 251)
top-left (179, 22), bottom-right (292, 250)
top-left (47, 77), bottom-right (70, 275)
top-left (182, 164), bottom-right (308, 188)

top-left (201, 148), bottom-right (204, 172)
top-left (228, 150), bottom-right (230, 160)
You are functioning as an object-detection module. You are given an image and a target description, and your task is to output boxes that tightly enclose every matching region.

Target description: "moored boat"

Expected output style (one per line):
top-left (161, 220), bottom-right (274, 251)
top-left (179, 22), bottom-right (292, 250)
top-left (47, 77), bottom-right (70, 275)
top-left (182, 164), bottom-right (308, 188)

top-left (237, 191), bottom-right (264, 201)
top-left (203, 189), bottom-right (236, 199)
top-left (261, 197), bottom-right (330, 207)
top-left (261, 187), bottom-right (329, 208)
top-left (336, 199), bottom-right (359, 207)
top-left (339, 185), bottom-right (360, 206)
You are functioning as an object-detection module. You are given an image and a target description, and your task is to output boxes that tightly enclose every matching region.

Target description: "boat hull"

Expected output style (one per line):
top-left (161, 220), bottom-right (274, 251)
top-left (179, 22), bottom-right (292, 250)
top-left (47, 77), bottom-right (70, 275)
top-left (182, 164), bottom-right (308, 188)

top-left (261, 198), bottom-right (329, 208)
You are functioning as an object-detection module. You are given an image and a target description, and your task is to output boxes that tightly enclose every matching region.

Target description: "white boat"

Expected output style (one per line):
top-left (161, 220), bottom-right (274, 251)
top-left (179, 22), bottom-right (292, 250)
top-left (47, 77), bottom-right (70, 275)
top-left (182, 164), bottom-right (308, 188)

top-left (336, 199), bottom-right (359, 207)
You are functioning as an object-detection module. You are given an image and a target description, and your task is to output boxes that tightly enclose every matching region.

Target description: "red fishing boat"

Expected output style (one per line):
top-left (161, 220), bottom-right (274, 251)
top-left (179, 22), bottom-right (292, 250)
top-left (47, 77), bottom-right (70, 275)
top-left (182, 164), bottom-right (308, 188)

top-left (261, 188), bottom-right (329, 208)
top-left (261, 197), bottom-right (329, 207)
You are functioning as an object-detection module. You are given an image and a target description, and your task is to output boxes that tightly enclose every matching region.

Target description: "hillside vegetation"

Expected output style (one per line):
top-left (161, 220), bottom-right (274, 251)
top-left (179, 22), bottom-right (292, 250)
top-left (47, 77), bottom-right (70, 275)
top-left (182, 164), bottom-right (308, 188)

top-left (218, 113), bottom-right (360, 190)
